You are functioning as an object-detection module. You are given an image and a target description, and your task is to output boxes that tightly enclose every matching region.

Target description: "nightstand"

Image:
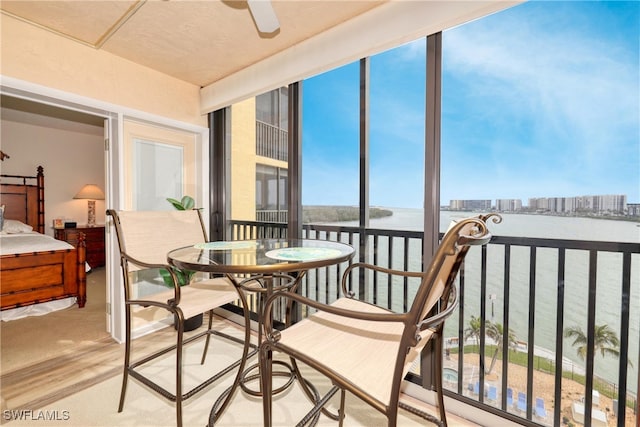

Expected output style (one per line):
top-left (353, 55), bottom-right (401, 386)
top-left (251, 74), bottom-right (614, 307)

top-left (54, 225), bottom-right (105, 268)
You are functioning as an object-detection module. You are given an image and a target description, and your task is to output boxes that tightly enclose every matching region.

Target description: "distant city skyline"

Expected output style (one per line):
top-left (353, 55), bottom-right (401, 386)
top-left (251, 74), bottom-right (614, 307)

top-left (448, 193), bottom-right (632, 216)
top-left (302, 1), bottom-right (639, 208)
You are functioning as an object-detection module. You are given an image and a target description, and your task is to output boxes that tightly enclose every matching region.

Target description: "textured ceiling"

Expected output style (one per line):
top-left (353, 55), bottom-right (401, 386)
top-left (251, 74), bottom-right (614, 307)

top-left (0, 0), bottom-right (385, 87)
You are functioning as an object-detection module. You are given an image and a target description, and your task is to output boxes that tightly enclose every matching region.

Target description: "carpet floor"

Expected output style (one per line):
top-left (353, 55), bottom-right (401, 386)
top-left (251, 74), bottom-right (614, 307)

top-left (1, 267), bottom-right (109, 373)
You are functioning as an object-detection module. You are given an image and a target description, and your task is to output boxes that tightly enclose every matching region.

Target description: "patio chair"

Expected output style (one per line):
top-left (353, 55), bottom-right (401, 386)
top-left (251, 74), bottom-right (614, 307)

top-left (517, 391), bottom-right (527, 412)
top-left (535, 397), bottom-right (548, 418)
top-left (260, 215), bottom-right (498, 427)
top-left (108, 209), bottom-right (252, 427)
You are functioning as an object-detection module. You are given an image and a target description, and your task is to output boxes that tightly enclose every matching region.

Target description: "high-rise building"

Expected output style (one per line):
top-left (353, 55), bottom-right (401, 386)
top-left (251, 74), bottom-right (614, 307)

top-left (495, 199), bottom-right (522, 212)
top-left (449, 199), bottom-right (492, 211)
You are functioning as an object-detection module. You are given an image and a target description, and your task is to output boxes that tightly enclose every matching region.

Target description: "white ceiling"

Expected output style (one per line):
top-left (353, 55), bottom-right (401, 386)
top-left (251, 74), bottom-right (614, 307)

top-left (0, 0), bottom-right (386, 88)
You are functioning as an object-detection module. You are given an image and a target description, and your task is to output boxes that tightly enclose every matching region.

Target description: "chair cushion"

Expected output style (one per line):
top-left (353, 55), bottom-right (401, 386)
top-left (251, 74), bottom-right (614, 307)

top-left (132, 277), bottom-right (239, 321)
top-left (115, 210), bottom-right (206, 270)
top-left (278, 297), bottom-right (433, 406)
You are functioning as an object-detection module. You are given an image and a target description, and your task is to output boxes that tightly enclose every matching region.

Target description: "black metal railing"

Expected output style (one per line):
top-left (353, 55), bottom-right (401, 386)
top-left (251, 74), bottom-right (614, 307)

top-left (256, 210), bottom-right (288, 223)
top-left (228, 219), bottom-right (639, 427)
top-left (256, 121), bottom-right (287, 161)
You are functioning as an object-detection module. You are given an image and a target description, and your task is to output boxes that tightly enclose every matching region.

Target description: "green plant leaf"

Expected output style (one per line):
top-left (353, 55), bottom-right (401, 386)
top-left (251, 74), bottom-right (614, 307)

top-left (166, 195), bottom-right (195, 210)
top-left (159, 267), bottom-right (194, 286)
top-left (181, 195), bottom-right (195, 210)
top-left (166, 197), bottom-right (185, 210)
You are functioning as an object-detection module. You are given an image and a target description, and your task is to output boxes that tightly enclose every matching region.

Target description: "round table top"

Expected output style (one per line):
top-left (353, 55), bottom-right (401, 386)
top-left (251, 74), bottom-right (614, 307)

top-left (167, 238), bottom-right (355, 274)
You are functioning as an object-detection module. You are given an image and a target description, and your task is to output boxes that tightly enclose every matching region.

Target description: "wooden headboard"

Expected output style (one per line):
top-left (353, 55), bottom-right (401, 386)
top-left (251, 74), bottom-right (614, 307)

top-left (0, 165), bottom-right (45, 234)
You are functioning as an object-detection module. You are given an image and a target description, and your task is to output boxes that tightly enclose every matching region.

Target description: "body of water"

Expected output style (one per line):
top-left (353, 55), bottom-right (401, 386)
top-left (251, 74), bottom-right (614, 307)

top-left (326, 208), bottom-right (640, 392)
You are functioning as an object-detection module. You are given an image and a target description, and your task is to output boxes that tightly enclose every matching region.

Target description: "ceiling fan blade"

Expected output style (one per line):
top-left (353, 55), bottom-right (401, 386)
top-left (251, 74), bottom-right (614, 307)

top-left (247, 0), bottom-right (280, 34)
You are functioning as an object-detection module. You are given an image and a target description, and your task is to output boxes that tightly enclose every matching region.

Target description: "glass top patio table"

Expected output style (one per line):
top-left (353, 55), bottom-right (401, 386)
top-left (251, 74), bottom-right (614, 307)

top-left (167, 238), bottom-right (356, 409)
top-left (167, 238), bottom-right (355, 275)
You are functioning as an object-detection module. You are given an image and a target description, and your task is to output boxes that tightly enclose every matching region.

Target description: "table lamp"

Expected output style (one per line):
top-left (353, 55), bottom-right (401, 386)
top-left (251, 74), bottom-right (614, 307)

top-left (73, 184), bottom-right (105, 227)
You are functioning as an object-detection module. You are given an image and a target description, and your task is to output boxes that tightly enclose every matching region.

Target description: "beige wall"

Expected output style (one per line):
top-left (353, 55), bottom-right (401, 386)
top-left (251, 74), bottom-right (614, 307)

top-left (1, 116), bottom-right (104, 236)
top-left (230, 99), bottom-right (257, 221)
top-left (230, 98), bottom-right (287, 222)
top-left (1, 14), bottom-right (205, 127)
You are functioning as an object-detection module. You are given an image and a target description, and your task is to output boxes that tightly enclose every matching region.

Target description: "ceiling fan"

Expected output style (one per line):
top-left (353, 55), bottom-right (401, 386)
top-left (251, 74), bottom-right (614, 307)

top-left (247, 0), bottom-right (280, 34)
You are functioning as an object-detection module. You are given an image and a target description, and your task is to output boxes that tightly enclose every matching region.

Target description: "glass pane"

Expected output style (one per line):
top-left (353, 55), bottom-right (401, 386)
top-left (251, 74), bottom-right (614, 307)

top-left (302, 61), bottom-right (360, 223)
top-left (278, 168), bottom-right (288, 210)
top-left (369, 40), bottom-right (426, 233)
top-left (441, 0), bottom-right (639, 419)
top-left (133, 139), bottom-right (183, 210)
top-left (256, 164), bottom-right (276, 210)
top-left (280, 87), bottom-right (288, 130)
top-left (256, 91), bottom-right (277, 125)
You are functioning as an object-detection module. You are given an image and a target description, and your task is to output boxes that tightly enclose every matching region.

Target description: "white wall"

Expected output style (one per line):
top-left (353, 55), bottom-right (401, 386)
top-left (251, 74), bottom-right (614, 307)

top-left (1, 115), bottom-right (104, 236)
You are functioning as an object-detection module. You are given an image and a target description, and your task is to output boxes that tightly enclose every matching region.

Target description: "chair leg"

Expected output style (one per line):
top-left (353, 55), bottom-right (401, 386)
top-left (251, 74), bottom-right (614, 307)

top-left (434, 336), bottom-right (448, 427)
top-left (338, 389), bottom-right (346, 427)
top-left (201, 310), bottom-right (214, 365)
top-left (175, 313), bottom-right (184, 427)
top-left (118, 309), bottom-right (131, 413)
top-left (260, 344), bottom-right (273, 427)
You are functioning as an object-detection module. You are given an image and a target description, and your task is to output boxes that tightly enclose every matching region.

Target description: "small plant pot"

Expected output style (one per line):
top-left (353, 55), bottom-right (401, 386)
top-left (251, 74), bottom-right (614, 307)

top-left (175, 313), bottom-right (204, 332)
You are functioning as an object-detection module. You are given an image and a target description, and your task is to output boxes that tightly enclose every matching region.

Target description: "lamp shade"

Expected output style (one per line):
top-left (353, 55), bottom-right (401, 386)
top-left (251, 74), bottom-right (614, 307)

top-left (73, 184), bottom-right (105, 200)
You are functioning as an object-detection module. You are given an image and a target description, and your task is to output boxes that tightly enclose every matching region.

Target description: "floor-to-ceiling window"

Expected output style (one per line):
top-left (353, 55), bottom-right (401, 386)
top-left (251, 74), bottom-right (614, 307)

top-left (213, 2), bottom-right (638, 423)
top-left (440, 1), bottom-right (639, 424)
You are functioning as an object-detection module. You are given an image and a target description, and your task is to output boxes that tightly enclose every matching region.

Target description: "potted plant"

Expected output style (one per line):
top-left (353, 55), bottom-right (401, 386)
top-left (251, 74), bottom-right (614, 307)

top-left (167, 195), bottom-right (195, 211)
top-left (162, 195), bottom-right (202, 331)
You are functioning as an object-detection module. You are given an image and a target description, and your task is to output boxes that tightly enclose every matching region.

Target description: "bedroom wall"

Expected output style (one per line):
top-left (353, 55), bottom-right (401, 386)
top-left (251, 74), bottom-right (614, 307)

top-left (1, 115), bottom-right (104, 236)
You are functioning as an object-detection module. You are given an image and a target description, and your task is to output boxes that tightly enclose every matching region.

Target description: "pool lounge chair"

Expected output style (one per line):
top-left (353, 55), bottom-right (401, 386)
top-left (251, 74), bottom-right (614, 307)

top-left (535, 397), bottom-right (547, 418)
top-left (517, 392), bottom-right (527, 412)
top-left (487, 385), bottom-right (498, 403)
top-left (506, 388), bottom-right (514, 407)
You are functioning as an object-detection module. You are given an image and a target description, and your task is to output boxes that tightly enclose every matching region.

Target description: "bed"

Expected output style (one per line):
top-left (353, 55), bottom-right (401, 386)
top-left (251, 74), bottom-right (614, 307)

top-left (0, 166), bottom-right (87, 310)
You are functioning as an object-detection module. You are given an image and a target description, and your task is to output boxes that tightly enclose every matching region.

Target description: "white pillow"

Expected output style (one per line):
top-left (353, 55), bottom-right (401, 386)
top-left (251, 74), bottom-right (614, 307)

top-left (2, 219), bottom-right (34, 234)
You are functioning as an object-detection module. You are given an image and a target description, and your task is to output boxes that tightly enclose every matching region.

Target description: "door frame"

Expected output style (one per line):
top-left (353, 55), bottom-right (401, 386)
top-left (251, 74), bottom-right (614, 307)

top-left (0, 76), bottom-right (209, 343)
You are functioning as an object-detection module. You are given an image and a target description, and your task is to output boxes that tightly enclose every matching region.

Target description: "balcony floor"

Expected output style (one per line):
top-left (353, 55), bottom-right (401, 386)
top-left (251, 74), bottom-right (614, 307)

top-left (1, 312), bottom-right (483, 426)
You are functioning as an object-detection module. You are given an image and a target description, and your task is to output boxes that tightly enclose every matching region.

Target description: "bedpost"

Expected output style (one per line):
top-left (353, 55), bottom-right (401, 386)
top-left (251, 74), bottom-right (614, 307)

top-left (76, 232), bottom-right (87, 308)
top-left (37, 166), bottom-right (45, 234)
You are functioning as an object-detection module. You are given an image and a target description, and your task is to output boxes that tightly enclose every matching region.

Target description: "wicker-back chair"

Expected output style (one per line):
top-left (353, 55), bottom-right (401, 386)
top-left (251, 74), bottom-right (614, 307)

top-left (108, 209), bottom-right (252, 427)
top-left (259, 214), bottom-right (499, 426)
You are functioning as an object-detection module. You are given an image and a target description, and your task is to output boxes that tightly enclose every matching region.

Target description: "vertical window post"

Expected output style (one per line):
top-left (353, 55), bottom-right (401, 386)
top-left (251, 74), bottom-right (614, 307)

top-left (421, 31), bottom-right (443, 388)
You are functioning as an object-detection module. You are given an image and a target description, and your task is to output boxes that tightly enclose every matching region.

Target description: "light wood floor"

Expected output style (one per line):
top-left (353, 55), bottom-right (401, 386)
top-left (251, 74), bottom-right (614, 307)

top-left (1, 334), bottom-right (122, 412)
top-left (1, 315), bottom-right (238, 413)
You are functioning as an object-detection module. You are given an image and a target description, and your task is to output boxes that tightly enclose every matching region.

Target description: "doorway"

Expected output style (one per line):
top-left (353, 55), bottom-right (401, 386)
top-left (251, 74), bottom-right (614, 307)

top-left (0, 94), bottom-right (111, 373)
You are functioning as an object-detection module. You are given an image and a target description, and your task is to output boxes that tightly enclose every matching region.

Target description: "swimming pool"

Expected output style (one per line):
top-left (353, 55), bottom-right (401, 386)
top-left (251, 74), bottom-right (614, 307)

top-left (443, 367), bottom-right (458, 383)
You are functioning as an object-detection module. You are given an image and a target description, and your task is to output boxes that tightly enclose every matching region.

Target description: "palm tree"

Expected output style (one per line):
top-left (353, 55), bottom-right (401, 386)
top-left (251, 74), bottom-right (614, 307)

top-left (464, 315), bottom-right (482, 350)
top-left (485, 321), bottom-right (518, 374)
top-left (564, 324), bottom-right (620, 361)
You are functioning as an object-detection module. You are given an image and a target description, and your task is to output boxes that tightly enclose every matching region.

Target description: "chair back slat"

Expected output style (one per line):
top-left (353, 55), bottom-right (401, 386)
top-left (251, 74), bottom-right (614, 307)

top-left (417, 219), bottom-right (486, 321)
top-left (402, 216), bottom-right (494, 374)
top-left (110, 210), bottom-right (207, 271)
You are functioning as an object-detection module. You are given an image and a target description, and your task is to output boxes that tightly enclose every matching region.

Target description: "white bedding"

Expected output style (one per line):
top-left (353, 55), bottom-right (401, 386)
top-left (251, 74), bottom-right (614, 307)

top-left (0, 231), bottom-right (75, 255)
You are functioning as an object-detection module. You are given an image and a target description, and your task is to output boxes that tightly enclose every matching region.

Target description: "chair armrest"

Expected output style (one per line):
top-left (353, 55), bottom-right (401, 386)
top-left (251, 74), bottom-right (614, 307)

top-left (417, 284), bottom-right (459, 331)
top-left (341, 262), bottom-right (424, 298)
top-left (262, 291), bottom-right (409, 343)
top-left (120, 253), bottom-right (184, 305)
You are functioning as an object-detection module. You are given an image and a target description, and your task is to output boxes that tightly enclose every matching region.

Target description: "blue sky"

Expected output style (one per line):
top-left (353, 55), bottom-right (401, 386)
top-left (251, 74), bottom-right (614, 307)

top-left (302, 1), bottom-right (639, 208)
